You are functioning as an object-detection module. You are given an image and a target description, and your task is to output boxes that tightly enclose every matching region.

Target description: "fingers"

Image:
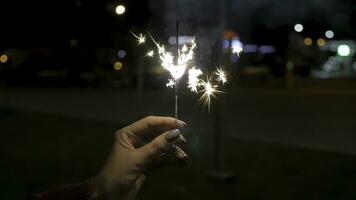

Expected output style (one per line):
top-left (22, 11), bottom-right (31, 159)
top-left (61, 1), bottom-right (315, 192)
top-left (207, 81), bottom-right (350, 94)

top-left (123, 116), bottom-right (187, 140)
top-left (145, 145), bottom-right (188, 171)
top-left (138, 129), bottom-right (187, 163)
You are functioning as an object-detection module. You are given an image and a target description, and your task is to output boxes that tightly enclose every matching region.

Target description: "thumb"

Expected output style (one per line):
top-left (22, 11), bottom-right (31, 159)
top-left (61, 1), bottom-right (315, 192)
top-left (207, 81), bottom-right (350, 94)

top-left (138, 129), bottom-right (181, 163)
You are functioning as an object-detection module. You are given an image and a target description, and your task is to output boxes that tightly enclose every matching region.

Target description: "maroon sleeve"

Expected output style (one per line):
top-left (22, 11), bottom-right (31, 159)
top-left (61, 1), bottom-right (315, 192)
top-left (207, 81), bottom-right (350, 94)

top-left (25, 178), bottom-right (99, 200)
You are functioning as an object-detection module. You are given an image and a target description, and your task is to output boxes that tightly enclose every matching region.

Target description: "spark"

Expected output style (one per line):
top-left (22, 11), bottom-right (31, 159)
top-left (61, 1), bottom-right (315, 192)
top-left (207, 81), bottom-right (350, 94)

top-left (130, 32), bottom-right (146, 44)
top-left (181, 44), bottom-right (188, 53)
top-left (146, 50), bottom-right (154, 57)
top-left (166, 79), bottom-right (175, 88)
top-left (215, 68), bottom-right (227, 84)
top-left (131, 32), bottom-right (227, 112)
top-left (150, 33), bottom-right (196, 80)
top-left (188, 67), bottom-right (202, 93)
top-left (199, 78), bottom-right (222, 111)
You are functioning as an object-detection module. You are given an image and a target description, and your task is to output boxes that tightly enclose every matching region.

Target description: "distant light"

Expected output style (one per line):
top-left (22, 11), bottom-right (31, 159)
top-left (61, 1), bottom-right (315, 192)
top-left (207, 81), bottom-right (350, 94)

top-left (337, 45), bottom-right (350, 57)
top-left (69, 39), bottom-right (78, 47)
top-left (230, 54), bottom-right (239, 63)
top-left (294, 24), bottom-right (303, 32)
top-left (231, 37), bottom-right (243, 55)
top-left (317, 38), bottom-right (326, 47)
top-left (324, 63), bottom-right (332, 72)
top-left (118, 50), bottom-right (126, 58)
top-left (168, 35), bottom-right (194, 45)
top-left (0, 54), bottom-right (8, 63)
top-left (325, 30), bottom-right (334, 39)
top-left (223, 40), bottom-right (230, 49)
top-left (114, 62), bottom-right (123, 70)
top-left (243, 44), bottom-right (258, 53)
top-left (304, 37), bottom-right (313, 46)
top-left (287, 62), bottom-right (294, 70)
top-left (115, 5), bottom-right (126, 15)
top-left (259, 45), bottom-right (276, 54)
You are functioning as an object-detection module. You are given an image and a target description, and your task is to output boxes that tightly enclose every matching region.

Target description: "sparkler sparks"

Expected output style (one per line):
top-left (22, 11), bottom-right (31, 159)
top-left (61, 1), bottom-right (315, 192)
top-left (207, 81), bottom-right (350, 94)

top-left (166, 79), bottom-right (175, 88)
top-left (215, 68), bottom-right (227, 84)
top-left (146, 50), bottom-right (154, 57)
top-left (188, 67), bottom-right (202, 93)
top-left (199, 78), bottom-right (222, 111)
top-left (151, 35), bottom-right (196, 80)
top-left (131, 31), bottom-right (227, 111)
top-left (130, 32), bottom-right (146, 44)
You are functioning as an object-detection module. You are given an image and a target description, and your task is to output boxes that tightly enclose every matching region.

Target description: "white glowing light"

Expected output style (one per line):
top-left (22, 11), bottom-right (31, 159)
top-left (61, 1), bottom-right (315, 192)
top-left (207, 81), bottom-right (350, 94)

top-left (215, 68), bottom-right (227, 84)
top-left (181, 45), bottom-right (188, 53)
top-left (146, 50), bottom-right (154, 57)
top-left (231, 38), bottom-right (243, 55)
top-left (325, 30), bottom-right (334, 39)
top-left (115, 5), bottom-right (126, 15)
top-left (337, 45), bottom-right (350, 57)
top-left (131, 32), bottom-right (228, 111)
top-left (166, 79), bottom-right (175, 88)
top-left (188, 67), bottom-right (202, 93)
top-left (294, 24), bottom-right (303, 32)
top-left (199, 78), bottom-right (221, 111)
top-left (130, 32), bottom-right (146, 44)
top-left (151, 34), bottom-right (196, 80)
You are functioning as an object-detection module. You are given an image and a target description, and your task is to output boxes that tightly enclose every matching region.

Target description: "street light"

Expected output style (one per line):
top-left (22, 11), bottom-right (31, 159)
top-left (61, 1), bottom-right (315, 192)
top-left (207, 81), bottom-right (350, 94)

top-left (294, 24), bottom-right (303, 32)
top-left (325, 30), bottom-right (334, 39)
top-left (115, 5), bottom-right (126, 15)
top-left (337, 45), bottom-right (350, 57)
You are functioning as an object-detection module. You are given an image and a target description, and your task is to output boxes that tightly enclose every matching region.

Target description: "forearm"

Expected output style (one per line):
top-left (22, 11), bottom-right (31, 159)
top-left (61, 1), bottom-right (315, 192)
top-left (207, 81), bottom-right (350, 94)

top-left (25, 178), bottom-right (99, 200)
top-left (25, 175), bottom-right (146, 200)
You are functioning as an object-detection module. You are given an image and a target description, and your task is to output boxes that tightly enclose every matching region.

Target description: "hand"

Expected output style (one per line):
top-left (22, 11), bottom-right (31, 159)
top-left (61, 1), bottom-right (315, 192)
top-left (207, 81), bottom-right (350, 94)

top-left (94, 116), bottom-right (188, 200)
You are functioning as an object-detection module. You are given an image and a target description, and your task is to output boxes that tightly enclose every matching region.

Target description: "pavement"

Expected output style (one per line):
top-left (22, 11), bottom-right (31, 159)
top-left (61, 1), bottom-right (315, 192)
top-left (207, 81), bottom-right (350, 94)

top-left (0, 85), bottom-right (356, 154)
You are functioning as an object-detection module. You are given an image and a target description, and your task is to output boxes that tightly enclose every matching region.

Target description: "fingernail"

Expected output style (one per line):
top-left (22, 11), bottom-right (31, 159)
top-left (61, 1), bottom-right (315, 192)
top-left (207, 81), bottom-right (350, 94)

top-left (165, 129), bottom-right (180, 143)
top-left (180, 134), bottom-right (187, 144)
top-left (177, 120), bottom-right (187, 127)
top-left (180, 149), bottom-right (188, 159)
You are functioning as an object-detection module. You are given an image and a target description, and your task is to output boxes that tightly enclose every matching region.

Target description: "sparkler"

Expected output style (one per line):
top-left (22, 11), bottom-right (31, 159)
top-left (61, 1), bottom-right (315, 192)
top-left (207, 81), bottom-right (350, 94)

top-left (130, 30), bottom-right (228, 113)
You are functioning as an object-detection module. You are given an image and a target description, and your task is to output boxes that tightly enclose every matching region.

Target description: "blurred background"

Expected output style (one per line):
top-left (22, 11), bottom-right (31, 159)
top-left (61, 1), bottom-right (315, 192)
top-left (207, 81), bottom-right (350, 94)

top-left (0, 0), bottom-right (356, 199)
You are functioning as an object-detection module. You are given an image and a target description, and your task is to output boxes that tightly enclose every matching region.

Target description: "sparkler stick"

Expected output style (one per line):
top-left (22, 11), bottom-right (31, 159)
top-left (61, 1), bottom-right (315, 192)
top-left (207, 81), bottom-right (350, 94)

top-left (174, 20), bottom-right (179, 120)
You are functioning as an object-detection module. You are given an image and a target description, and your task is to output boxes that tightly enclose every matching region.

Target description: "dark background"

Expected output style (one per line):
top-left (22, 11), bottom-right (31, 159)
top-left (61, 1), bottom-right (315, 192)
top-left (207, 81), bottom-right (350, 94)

top-left (0, 0), bottom-right (356, 199)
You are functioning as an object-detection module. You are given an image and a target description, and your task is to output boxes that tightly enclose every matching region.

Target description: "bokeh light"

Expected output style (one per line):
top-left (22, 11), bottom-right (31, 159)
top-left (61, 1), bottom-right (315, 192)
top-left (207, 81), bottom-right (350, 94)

top-left (114, 61), bottom-right (123, 70)
top-left (294, 24), bottom-right (303, 32)
top-left (317, 38), bottom-right (326, 47)
top-left (337, 45), bottom-right (350, 57)
top-left (0, 54), bottom-right (8, 63)
top-left (115, 5), bottom-right (126, 15)
top-left (325, 30), bottom-right (334, 39)
top-left (304, 37), bottom-right (313, 46)
top-left (118, 50), bottom-right (126, 58)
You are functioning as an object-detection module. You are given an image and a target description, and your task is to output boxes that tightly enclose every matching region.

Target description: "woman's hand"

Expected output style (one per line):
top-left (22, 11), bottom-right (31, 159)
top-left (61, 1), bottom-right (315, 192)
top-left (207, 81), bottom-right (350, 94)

top-left (94, 116), bottom-right (188, 200)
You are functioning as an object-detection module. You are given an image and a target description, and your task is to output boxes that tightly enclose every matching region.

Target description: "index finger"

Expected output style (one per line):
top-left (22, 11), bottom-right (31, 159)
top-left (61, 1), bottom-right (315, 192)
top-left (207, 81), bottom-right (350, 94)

top-left (122, 116), bottom-right (186, 139)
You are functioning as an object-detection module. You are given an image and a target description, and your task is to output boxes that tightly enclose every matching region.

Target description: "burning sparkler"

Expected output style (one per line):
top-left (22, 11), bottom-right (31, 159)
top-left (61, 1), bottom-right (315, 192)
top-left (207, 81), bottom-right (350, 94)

top-left (130, 30), bottom-right (228, 112)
